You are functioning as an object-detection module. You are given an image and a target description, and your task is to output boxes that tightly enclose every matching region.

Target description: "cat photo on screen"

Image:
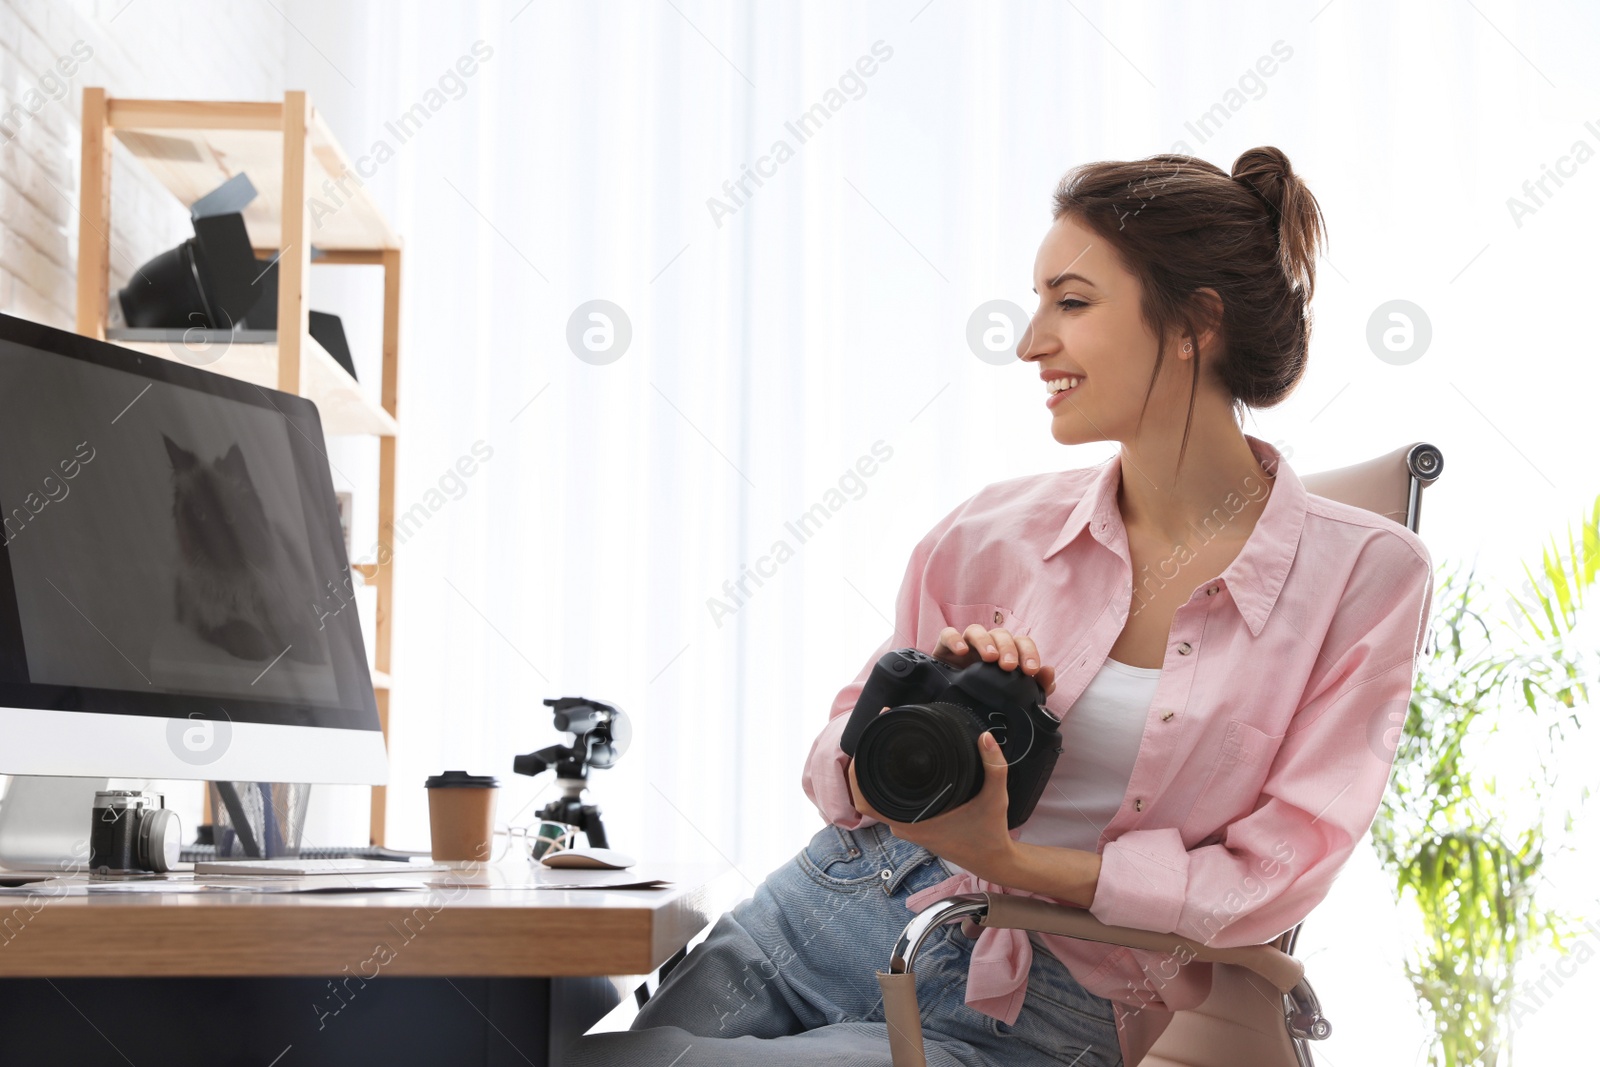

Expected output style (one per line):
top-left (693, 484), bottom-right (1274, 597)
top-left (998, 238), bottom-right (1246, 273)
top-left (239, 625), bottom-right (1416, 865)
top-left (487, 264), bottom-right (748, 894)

top-left (163, 434), bottom-right (328, 667)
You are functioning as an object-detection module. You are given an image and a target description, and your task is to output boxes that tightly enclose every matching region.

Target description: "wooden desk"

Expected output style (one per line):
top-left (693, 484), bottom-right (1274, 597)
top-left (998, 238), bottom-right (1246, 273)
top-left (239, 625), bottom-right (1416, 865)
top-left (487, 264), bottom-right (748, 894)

top-left (0, 860), bottom-right (748, 1067)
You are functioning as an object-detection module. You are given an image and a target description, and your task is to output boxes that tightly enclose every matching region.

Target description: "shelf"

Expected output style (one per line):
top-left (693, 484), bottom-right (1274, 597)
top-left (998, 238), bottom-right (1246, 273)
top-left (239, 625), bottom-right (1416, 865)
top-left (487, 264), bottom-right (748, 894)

top-left (106, 100), bottom-right (400, 253)
top-left (106, 328), bottom-right (397, 437)
top-left (80, 91), bottom-right (403, 847)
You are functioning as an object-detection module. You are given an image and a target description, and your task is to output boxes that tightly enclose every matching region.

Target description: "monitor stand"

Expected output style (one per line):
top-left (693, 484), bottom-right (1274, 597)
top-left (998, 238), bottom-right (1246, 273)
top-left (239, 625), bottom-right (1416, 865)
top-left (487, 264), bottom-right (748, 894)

top-left (0, 774), bottom-right (107, 871)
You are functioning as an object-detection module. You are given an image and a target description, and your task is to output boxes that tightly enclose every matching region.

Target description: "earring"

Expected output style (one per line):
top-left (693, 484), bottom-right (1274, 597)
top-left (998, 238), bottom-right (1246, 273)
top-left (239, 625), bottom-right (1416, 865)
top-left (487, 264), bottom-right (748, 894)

top-left (1181, 342), bottom-right (1193, 356)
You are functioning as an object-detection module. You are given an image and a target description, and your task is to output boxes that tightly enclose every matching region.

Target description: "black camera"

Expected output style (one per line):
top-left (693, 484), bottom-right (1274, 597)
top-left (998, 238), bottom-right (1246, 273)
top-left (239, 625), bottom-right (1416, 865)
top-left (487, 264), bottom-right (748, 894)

top-left (88, 790), bottom-right (181, 875)
top-left (840, 648), bottom-right (1062, 829)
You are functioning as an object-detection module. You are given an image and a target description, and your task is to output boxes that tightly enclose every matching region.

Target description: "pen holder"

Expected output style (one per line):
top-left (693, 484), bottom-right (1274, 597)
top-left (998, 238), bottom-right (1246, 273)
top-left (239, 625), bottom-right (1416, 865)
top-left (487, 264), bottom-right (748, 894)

top-left (207, 781), bottom-right (311, 858)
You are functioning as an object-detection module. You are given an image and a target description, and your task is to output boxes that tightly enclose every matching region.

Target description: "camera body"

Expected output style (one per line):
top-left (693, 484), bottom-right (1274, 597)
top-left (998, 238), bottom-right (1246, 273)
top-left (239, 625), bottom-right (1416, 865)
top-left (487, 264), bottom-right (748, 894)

top-left (840, 648), bottom-right (1062, 829)
top-left (88, 790), bottom-right (181, 875)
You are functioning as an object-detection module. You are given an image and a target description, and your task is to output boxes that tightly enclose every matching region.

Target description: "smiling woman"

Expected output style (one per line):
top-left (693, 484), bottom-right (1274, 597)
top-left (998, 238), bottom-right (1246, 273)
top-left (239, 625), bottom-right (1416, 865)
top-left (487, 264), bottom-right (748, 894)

top-left (562, 148), bottom-right (1435, 1067)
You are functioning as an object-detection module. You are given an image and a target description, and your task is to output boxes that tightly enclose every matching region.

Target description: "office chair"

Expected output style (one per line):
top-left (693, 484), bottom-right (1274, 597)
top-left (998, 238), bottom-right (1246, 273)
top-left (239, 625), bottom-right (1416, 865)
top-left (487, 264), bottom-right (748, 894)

top-left (877, 441), bottom-right (1445, 1067)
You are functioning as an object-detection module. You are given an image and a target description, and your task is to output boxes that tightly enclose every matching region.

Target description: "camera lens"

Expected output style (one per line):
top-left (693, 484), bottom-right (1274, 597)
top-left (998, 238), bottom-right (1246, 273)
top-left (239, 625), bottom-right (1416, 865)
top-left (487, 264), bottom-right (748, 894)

top-left (854, 702), bottom-right (986, 823)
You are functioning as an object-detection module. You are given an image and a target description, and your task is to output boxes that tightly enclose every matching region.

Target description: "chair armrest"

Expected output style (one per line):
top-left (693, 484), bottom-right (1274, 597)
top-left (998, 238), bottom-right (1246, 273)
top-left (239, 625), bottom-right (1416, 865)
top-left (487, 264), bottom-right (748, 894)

top-left (978, 892), bottom-right (1306, 995)
top-left (879, 895), bottom-right (1329, 1066)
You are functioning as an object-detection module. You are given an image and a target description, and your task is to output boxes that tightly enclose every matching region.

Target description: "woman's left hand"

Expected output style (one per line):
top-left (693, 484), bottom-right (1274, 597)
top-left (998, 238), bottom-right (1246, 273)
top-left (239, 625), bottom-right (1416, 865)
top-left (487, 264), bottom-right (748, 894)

top-left (848, 722), bottom-right (1019, 882)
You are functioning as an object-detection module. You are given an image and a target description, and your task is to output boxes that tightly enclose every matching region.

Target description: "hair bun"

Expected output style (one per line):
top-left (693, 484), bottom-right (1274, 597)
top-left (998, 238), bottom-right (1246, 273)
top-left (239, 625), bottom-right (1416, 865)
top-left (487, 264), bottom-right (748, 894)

top-left (1230, 146), bottom-right (1325, 299)
top-left (1231, 146), bottom-right (1292, 216)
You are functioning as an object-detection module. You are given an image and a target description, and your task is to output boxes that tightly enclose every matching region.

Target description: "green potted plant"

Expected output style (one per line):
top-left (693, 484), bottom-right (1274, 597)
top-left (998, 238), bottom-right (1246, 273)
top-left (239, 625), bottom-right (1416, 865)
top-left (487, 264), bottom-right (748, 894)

top-left (1371, 496), bottom-right (1597, 1066)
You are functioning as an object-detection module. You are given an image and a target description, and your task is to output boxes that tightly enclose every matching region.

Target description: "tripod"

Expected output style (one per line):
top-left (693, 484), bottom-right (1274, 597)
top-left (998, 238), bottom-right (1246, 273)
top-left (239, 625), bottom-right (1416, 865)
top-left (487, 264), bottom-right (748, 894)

top-left (512, 696), bottom-right (628, 850)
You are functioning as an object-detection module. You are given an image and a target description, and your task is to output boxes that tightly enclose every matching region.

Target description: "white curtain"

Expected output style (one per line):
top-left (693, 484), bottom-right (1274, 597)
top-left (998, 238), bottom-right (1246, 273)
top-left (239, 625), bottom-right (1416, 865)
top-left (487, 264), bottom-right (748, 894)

top-left (278, 3), bottom-right (1596, 1060)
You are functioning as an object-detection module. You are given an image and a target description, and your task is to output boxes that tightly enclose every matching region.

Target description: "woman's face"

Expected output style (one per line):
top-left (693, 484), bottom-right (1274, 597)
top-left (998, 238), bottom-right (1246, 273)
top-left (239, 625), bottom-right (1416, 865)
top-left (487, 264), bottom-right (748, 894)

top-left (1018, 214), bottom-right (1203, 448)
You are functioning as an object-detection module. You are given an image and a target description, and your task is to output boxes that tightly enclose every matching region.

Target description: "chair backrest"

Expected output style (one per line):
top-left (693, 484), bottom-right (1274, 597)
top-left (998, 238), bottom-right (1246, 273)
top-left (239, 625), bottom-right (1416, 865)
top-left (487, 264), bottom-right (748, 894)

top-left (1138, 440), bottom-right (1445, 1067)
top-left (1298, 441), bottom-right (1443, 535)
top-left (1270, 441), bottom-right (1442, 965)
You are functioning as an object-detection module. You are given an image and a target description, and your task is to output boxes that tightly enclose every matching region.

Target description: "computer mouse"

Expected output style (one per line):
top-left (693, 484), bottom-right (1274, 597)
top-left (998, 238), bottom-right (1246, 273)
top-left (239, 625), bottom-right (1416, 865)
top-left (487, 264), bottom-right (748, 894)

top-left (540, 847), bottom-right (636, 870)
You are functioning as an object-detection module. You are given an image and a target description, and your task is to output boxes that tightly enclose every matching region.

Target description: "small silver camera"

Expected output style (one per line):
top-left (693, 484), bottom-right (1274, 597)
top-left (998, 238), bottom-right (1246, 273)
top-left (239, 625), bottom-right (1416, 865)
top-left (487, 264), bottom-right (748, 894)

top-left (88, 790), bottom-right (181, 875)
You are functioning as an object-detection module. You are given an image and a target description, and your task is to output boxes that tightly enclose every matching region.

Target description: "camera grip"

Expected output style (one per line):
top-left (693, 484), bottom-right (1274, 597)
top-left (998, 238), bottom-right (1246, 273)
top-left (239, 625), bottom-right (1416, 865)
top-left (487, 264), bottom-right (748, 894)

top-left (840, 674), bottom-right (894, 757)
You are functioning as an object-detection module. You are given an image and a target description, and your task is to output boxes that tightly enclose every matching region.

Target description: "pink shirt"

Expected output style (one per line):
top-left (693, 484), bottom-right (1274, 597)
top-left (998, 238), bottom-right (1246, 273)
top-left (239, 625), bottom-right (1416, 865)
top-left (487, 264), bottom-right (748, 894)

top-left (800, 434), bottom-right (1434, 1064)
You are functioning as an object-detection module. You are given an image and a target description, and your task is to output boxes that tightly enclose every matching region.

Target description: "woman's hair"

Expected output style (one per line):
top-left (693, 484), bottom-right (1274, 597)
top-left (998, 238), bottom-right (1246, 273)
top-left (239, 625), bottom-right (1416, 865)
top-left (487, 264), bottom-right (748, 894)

top-left (1050, 146), bottom-right (1327, 471)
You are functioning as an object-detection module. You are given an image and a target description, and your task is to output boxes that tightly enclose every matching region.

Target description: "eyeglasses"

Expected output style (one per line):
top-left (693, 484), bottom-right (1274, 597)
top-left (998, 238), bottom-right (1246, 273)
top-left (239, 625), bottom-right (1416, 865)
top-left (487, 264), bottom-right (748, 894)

top-left (495, 820), bottom-right (580, 864)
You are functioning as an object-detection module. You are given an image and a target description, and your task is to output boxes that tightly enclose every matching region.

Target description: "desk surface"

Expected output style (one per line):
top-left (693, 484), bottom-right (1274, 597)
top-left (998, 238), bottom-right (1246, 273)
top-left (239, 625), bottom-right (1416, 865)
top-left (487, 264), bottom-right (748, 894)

top-left (0, 860), bottom-right (749, 979)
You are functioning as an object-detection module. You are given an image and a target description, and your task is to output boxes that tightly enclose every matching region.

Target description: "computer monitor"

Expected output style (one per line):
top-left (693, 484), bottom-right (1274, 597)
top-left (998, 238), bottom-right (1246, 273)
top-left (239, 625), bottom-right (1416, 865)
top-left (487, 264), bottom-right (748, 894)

top-left (0, 311), bottom-right (387, 784)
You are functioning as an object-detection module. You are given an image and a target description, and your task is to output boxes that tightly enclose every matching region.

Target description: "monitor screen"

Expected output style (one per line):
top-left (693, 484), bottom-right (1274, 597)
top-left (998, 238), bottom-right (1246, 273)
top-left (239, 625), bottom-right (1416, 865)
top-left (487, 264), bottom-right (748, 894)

top-left (0, 313), bottom-right (382, 780)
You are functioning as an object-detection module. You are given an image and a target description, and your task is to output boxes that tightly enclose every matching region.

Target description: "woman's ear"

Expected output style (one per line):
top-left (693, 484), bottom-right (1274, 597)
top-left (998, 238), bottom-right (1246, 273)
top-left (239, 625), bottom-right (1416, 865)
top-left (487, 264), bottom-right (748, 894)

top-left (1189, 288), bottom-right (1225, 357)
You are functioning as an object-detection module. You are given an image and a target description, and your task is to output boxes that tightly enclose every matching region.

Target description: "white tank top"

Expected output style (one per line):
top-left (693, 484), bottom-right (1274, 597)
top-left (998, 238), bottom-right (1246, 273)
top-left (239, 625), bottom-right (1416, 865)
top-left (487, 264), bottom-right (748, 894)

top-left (942, 656), bottom-right (1159, 875)
top-left (1021, 656), bottom-right (1160, 851)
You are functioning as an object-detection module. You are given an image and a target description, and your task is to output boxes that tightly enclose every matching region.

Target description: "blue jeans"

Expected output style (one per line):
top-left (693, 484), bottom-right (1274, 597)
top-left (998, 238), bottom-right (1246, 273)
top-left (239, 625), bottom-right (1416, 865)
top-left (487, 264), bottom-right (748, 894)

top-left (561, 822), bottom-right (1123, 1066)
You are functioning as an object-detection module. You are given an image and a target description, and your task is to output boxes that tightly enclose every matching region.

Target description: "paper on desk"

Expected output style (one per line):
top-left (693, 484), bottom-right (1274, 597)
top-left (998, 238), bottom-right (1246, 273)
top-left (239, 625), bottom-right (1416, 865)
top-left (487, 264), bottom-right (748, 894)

top-left (434, 877), bottom-right (674, 890)
top-left (531, 879), bottom-right (671, 890)
top-left (0, 875), bottom-right (437, 895)
top-left (192, 862), bottom-right (452, 876)
top-left (0, 879), bottom-right (209, 895)
top-left (0, 872), bottom-right (672, 894)
top-left (0, 876), bottom-right (219, 895)
top-left (197, 879), bottom-right (437, 893)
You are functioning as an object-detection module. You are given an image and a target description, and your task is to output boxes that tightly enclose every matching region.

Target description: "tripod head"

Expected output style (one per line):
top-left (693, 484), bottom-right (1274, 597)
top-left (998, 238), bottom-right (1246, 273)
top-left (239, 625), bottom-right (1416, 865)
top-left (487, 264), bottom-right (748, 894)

top-left (512, 696), bottom-right (629, 781)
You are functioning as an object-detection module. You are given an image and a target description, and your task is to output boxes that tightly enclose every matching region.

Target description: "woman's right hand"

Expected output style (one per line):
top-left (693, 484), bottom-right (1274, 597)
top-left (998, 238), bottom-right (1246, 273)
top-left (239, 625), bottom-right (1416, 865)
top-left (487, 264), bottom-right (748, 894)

top-left (933, 624), bottom-right (1056, 696)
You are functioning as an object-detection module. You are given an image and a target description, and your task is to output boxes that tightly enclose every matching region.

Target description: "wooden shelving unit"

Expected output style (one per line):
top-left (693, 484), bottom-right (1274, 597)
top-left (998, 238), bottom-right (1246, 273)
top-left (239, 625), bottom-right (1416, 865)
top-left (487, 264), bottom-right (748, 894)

top-left (74, 89), bottom-right (401, 846)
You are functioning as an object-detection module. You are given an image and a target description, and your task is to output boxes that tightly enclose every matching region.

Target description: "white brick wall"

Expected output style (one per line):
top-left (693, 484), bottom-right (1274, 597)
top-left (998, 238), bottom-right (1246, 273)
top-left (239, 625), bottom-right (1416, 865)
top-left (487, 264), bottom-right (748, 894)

top-left (0, 0), bottom-right (287, 329)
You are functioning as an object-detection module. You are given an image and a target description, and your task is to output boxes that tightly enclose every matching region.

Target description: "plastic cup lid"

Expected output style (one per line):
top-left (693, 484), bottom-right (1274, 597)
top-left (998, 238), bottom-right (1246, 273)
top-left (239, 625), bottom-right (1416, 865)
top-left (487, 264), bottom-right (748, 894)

top-left (424, 770), bottom-right (499, 789)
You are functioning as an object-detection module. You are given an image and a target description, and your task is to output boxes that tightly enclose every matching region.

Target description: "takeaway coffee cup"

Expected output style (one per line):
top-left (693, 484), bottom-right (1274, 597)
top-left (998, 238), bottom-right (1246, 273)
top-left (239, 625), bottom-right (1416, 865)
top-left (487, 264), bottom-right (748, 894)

top-left (424, 771), bottom-right (498, 864)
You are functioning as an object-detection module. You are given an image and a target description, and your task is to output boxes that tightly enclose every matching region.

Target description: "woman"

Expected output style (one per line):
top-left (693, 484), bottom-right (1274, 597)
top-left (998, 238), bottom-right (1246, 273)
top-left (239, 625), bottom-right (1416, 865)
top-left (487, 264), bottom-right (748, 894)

top-left (565, 146), bottom-right (1435, 1067)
